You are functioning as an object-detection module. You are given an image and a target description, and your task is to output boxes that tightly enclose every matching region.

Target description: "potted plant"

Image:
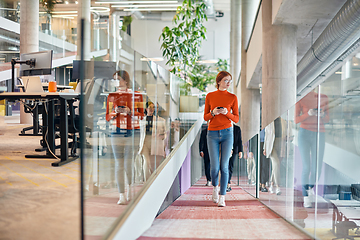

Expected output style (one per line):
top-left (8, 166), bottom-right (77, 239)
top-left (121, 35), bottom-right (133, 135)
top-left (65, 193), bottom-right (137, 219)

top-left (159, 0), bottom-right (208, 111)
top-left (159, 0), bottom-right (207, 78)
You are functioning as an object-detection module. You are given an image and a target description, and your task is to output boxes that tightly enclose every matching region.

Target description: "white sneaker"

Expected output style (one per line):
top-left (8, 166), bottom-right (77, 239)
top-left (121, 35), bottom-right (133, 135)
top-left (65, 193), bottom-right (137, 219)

top-left (117, 193), bottom-right (126, 205)
top-left (218, 195), bottom-right (226, 207)
top-left (303, 196), bottom-right (312, 208)
top-left (125, 184), bottom-right (131, 201)
top-left (212, 186), bottom-right (219, 203)
top-left (205, 181), bottom-right (211, 186)
top-left (269, 185), bottom-right (274, 194)
top-left (276, 187), bottom-right (281, 195)
top-left (307, 188), bottom-right (315, 202)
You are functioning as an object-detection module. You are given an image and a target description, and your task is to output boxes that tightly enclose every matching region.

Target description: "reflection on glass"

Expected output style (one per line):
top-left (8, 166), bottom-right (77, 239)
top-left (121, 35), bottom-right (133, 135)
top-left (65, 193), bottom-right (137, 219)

top-left (242, 135), bottom-right (258, 196)
top-left (139, 101), bottom-right (166, 180)
top-left (244, 142), bottom-right (256, 185)
top-left (166, 118), bottom-right (186, 156)
top-left (259, 128), bottom-right (270, 193)
top-left (263, 117), bottom-right (283, 195)
top-left (106, 70), bottom-right (145, 205)
top-left (295, 88), bottom-right (329, 208)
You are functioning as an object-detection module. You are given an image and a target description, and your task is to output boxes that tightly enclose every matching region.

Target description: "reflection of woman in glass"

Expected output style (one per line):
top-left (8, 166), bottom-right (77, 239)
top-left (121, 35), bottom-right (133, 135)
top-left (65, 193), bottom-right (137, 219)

top-left (295, 89), bottom-right (329, 208)
top-left (106, 70), bottom-right (144, 205)
top-left (263, 118), bottom-right (282, 195)
top-left (204, 71), bottom-right (239, 207)
top-left (243, 142), bottom-right (255, 185)
top-left (165, 118), bottom-right (185, 156)
top-left (138, 101), bottom-right (166, 180)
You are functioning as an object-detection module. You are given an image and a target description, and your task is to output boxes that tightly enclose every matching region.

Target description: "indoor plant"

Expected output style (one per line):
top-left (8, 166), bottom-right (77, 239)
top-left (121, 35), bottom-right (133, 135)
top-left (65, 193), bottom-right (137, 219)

top-left (159, 0), bottom-right (208, 78)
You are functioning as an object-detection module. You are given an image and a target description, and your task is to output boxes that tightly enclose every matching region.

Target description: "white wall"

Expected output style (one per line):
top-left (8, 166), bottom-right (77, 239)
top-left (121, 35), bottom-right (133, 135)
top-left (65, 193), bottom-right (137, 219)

top-left (246, 7), bottom-right (262, 89)
top-left (200, 11), bottom-right (231, 61)
top-left (131, 11), bottom-right (231, 69)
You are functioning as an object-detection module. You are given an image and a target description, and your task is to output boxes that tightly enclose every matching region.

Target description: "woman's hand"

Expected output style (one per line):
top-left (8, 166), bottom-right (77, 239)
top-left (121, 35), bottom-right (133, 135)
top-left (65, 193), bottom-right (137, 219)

top-left (220, 108), bottom-right (228, 115)
top-left (212, 107), bottom-right (221, 115)
top-left (124, 106), bottom-right (131, 115)
top-left (116, 106), bottom-right (131, 114)
top-left (212, 107), bottom-right (228, 115)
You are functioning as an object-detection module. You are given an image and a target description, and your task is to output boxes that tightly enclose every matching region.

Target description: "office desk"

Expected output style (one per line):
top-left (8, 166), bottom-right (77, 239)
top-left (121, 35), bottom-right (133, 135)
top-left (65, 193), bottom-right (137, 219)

top-left (330, 200), bottom-right (360, 238)
top-left (0, 92), bottom-right (79, 166)
top-left (14, 86), bottom-right (74, 136)
top-left (16, 84), bottom-right (73, 91)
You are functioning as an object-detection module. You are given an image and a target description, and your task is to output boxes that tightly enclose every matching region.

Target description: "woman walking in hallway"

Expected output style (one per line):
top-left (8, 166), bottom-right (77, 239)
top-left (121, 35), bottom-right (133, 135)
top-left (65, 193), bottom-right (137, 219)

top-left (204, 71), bottom-right (239, 207)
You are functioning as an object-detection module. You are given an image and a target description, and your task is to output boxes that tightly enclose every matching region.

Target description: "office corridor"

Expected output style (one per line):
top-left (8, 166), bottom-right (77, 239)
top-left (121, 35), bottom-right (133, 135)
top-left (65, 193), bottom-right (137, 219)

top-left (139, 178), bottom-right (312, 240)
top-left (1, 115), bottom-right (334, 239)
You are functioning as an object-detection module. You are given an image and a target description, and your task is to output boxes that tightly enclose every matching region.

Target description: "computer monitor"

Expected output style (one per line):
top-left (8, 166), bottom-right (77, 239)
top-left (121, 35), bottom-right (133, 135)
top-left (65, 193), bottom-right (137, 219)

top-left (19, 50), bottom-right (53, 76)
top-left (71, 60), bottom-right (94, 81)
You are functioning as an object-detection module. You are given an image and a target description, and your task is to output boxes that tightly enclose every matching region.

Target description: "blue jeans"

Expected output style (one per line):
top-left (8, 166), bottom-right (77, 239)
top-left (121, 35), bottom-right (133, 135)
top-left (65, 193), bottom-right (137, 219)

top-left (207, 127), bottom-right (234, 195)
top-left (298, 128), bottom-right (325, 196)
top-left (111, 128), bottom-right (140, 193)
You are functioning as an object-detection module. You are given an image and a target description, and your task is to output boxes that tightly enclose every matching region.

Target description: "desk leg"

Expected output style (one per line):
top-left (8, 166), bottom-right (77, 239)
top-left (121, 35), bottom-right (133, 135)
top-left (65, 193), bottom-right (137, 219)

top-left (51, 98), bottom-right (77, 167)
top-left (60, 98), bottom-right (68, 161)
top-left (25, 100), bottom-right (56, 159)
top-left (48, 100), bottom-right (55, 153)
top-left (33, 105), bottom-right (39, 134)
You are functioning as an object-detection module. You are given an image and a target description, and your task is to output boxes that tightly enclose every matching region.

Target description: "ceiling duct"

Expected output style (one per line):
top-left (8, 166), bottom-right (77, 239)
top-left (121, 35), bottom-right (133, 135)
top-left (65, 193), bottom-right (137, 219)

top-left (132, 10), bottom-right (144, 19)
top-left (297, 0), bottom-right (360, 92)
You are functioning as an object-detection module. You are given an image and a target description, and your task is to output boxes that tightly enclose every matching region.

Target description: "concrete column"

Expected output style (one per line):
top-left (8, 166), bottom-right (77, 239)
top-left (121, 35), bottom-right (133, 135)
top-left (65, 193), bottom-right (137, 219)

top-left (77, 0), bottom-right (91, 60)
top-left (109, 11), bottom-right (120, 64)
top-left (19, 0), bottom-right (38, 124)
top-left (230, 0), bottom-right (241, 101)
top-left (261, 0), bottom-right (297, 128)
top-left (240, 0), bottom-right (260, 142)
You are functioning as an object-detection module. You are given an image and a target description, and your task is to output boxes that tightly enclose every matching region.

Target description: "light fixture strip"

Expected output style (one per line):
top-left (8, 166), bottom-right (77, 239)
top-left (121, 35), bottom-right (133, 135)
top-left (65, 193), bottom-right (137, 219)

top-left (112, 4), bottom-right (181, 8)
top-left (40, 11), bottom-right (78, 14)
top-left (52, 14), bottom-right (78, 17)
top-left (123, 8), bottom-right (178, 11)
top-left (95, 1), bottom-right (178, 4)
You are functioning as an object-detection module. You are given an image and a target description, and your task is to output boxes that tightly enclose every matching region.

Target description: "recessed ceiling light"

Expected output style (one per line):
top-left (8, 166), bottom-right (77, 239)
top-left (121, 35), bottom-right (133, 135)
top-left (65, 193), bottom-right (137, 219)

top-left (90, 6), bottom-right (110, 12)
top-left (140, 57), bottom-right (164, 62)
top-left (112, 4), bottom-right (180, 8)
top-left (95, 1), bottom-right (178, 4)
top-left (124, 8), bottom-right (178, 11)
top-left (197, 59), bottom-right (218, 64)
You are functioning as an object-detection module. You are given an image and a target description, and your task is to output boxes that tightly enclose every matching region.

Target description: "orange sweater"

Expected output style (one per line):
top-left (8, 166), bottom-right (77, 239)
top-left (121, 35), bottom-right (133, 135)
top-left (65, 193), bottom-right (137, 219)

top-left (295, 91), bottom-right (329, 132)
top-left (204, 90), bottom-right (239, 131)
top-left (106, 91), bottom-right (144, 130)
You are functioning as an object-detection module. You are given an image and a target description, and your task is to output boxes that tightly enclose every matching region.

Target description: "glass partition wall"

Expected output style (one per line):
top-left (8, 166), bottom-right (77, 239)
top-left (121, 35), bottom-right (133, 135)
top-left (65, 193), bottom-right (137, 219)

top-left (79, 45), bottom-right (201, 237)
top-left (254, 49), bottom-right (360, 239)
top-left (75, 14), bottom-right (360, 240)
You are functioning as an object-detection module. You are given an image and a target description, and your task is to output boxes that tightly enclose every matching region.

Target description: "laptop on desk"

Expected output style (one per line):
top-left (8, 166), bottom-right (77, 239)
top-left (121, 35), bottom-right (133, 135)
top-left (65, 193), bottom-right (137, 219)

top-left (20, 76), bottom-right (44, 93)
